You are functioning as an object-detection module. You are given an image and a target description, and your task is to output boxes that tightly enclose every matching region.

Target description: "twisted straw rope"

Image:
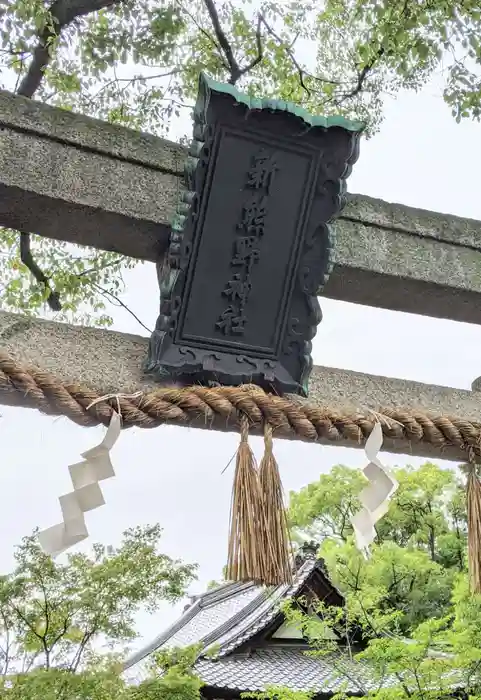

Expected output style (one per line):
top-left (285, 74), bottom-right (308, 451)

top-left (1, 351), bottom-right (480, 456)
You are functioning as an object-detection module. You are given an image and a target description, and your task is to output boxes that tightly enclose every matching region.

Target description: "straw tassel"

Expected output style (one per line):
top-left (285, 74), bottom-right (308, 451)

top-left (226, 416), bottom-right (266, 584)
top-left (259, 424), bottom-right (293, 587)
top-left (467, 460), bottom-right (481, 595)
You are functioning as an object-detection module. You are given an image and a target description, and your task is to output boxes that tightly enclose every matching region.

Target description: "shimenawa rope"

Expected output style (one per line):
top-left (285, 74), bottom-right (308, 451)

top-left (1, 351), bottom-right (480, 455)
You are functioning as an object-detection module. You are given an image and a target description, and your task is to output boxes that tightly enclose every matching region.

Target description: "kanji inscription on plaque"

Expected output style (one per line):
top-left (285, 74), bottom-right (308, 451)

top-left (216, 149), bottom-right (277, 338)
top-left (146, 73), bottom-right (363, 396)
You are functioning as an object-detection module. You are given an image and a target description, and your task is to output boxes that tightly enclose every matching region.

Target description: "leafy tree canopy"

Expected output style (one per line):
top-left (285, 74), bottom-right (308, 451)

top-left (281, 461), bottom-right (481, 700)
top-left (289, 462), bottom-right (466, 632)
top-left (1, 0), bottom-right (480, 321)
top-left (0, 525), bottom-right (196, 677)
top-left (0, 523), bottom-right (204, 698)
top-left (0, 647), bottom-right (205, 699)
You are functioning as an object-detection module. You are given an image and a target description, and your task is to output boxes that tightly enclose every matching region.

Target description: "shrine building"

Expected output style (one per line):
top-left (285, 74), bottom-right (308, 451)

top-left (124, 545), bottom-right (375, 697)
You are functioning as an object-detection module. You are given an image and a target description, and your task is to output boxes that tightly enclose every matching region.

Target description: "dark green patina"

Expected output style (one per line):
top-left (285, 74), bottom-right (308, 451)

top-left (194, 71), bottom-right (366, 133)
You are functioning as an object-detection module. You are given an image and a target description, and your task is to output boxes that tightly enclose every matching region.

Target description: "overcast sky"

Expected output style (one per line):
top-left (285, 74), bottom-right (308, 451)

top-left (2, 64), bottom-right (481, 656)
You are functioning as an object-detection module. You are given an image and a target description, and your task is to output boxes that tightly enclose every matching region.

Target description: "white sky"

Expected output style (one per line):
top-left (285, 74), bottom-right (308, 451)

top-left (2, 59), bottom-right (481, 656)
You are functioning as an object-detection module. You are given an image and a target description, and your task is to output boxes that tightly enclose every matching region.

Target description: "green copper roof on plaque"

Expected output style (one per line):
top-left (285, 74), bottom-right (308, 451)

top-left (195, 71), bottom-right (366, 133)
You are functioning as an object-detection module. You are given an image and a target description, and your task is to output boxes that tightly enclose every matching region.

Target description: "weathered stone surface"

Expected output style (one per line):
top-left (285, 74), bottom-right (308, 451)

top-left (328, 216), bottom-right (481, 321)
top-left (2, 90), bottom-right (481, 323)
top-left (343, 193), bottom-right (481, 248)
top-left (0, 89), bottom-right (185, 173)
top-left (1, 310), bottom-right (479, 461)
top-left (0, 123), bottom-right (179, 259)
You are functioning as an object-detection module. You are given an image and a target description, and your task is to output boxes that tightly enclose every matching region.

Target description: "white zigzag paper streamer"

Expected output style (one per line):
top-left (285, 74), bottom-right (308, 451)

top-left (351, 422), bottom-right (398, 556)
top-left (38, 412), bottom-right (121, 556)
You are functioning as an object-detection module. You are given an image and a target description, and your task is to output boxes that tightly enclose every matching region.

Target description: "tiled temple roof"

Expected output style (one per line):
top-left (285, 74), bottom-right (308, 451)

top-left (126, 558), bottom-right (321, 669)
top-left (195, 647), bottom-right (374, 694)
top-left (124, 555), bottom-right (374, 694)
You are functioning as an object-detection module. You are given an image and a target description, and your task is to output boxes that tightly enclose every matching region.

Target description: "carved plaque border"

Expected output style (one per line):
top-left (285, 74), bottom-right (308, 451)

top-left (146, 73), bottom-right (363, 396)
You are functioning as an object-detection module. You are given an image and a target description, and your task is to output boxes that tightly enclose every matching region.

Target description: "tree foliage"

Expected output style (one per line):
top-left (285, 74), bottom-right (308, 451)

top-left (1, 0), bottom-right (480, 321)
top-left (0, 646), bottom-right (205, 699)
top-left (0, 525), bottom-right (196, 678)
top-left (289, 462), bottom-right (466, 633)
top-left (278, 573), bottom-right (481, 700)
top-left (281, 461), bottom-right (481, 700)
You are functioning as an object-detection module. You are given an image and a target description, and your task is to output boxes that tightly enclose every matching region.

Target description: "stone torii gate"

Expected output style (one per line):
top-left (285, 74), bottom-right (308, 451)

top-left (2, 88), bottom-right (481, 462)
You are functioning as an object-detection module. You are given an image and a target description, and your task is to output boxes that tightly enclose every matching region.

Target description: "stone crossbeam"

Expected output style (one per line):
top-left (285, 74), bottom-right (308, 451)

top-left (2, 310), bottom-right (479, 462)
top-left (1, 90), bottom-right (481, 324)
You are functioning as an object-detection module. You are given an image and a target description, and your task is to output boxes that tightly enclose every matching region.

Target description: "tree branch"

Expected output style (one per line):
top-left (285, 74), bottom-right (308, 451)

top-left (201, 1), bottom-right (264, 84)
top-left (47, 616), bottom-right (72, 663)
top-left (202, 0), bottom-right (241, 83)
top-left (259, 14), bottom-right (339, 97)
top-left (19, 233), bottom-right (61, 312)
top-left (339, 47), bottom-right (385, 103)
top-left (9, 604), bottom-right (50, 666)
top-left (40, 582), bottom-right (50, 654)
top-left (69, 628), bottom-right (96, 672)
top-left (177, 1), bottom-right (228, 70)
top-left (83, 68), bottom-right (182, 108)
top-left (237, 13), bottom-right (263, 79)
top-left (35, 575), bottom-right (72, 666)
top-left (17, 0), bottom-right (122, 100)
top-left (0, 610), bottom-right (11, 677)
top-left (75, 257), bottom-right (123, 277)
top-left (87, 279), bottom-right (152, 333)
top-left (337, 0), bottom-right (414, 105)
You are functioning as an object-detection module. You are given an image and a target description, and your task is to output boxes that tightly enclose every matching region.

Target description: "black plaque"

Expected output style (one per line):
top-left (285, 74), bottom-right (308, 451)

top-left (146, 73), bottom-right (363, 396)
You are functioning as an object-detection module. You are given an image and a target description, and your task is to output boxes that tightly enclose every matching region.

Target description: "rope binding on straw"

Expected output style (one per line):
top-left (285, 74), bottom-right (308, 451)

top-left (1, 351), bottom-right (481, 457)
top-left (466, 448), bottom-right (481, 595)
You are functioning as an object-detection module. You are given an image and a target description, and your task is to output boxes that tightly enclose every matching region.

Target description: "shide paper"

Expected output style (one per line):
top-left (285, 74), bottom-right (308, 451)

top-left (38, 412), bottom-right (121, 556)
top-left (351, 422), bottom-right (398, 556)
